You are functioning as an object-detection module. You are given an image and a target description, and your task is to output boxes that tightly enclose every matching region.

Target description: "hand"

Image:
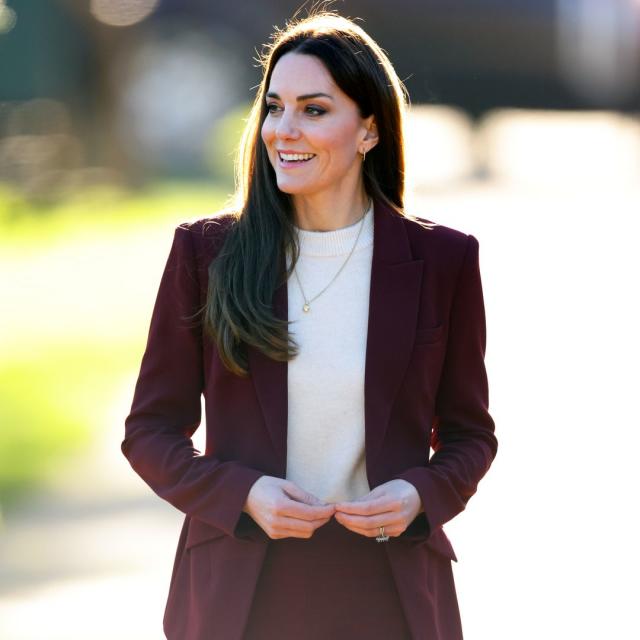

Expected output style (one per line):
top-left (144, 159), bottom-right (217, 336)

top-left (243, 476), bottom-right (336, 540)
top-left (333, 479), bottom-right (422, 538)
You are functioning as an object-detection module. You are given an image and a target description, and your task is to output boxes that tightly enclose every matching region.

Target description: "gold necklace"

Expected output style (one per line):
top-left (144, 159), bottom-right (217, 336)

top-left (293, 199), bottom-right (371, 313)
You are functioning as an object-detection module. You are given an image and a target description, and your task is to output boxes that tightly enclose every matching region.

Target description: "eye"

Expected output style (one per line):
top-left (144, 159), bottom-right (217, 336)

top-left (266, 103), bottom-right (280, 113)
top-left (306, 106), bottom-right (326, 116)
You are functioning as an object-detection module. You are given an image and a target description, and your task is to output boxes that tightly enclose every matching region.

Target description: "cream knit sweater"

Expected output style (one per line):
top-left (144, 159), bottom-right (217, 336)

top-left (285, 201), bottom-right (374, 504)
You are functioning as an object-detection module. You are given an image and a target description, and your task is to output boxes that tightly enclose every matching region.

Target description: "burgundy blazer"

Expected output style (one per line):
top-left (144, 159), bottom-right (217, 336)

top-left (122, 198), bottom-right (497, 640)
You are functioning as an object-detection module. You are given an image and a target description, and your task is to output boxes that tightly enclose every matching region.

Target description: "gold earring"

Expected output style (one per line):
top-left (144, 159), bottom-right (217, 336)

top-left (361, 148), bottom-right (366, 162)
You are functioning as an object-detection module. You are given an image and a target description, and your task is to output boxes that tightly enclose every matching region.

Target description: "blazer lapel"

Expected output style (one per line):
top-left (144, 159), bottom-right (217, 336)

top-left (247, 199), bottom-right (424, 481)
top-left (364, 200), bottom-right (423, 480)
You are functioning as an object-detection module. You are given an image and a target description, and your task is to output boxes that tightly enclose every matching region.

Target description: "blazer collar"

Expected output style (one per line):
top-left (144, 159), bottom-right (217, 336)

top-left (247, 198), bottom-right (424, 483)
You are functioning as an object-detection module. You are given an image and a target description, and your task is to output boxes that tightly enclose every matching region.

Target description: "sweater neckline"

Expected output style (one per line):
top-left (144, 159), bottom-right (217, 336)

top-left (293, 201), bottom-right (374, 257)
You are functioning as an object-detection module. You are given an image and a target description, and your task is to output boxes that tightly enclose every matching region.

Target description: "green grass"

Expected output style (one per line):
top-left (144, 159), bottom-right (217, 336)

top-left (0, 339), bottom-right (138, 507)
top-left (0, 179), bottom-right (234, 250)
top-left (0, 181), bottom-right (230, 509)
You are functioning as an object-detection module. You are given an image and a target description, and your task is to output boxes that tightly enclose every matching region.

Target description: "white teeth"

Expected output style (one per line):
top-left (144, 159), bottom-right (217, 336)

top-left (279, 152), bottom-right (315, 161)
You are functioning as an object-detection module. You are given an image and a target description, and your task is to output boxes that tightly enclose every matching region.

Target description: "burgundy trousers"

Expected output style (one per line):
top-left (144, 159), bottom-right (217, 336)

top-left (242, 517), bottom-right (412, 639)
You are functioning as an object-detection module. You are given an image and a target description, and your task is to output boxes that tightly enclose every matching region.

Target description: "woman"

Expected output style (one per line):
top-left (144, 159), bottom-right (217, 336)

top-left (122, 10), bottom-right (497, 640)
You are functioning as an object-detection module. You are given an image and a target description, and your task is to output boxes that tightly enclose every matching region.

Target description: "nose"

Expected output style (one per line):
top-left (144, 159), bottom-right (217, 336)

top-left (275, 112), bottom-right (300, 140)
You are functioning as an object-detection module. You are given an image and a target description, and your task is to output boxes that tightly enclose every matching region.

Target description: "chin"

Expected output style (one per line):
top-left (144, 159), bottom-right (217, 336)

top-left (275, 180), bottom-right (311, 195)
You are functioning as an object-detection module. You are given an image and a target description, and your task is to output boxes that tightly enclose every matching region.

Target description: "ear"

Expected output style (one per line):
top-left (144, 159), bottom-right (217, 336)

top-left (362, 115), bottom-right (379, 150)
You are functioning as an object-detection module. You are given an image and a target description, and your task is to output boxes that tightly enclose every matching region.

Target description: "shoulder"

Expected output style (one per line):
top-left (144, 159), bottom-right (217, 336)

top-left (158, 210), bottom-right (238, 280)
top-left (173, 209), bottom-right (239, 260)
top-left (398, 211), bottom-right (477, 268)
top-left (177, 209), bottom-right (237, 239)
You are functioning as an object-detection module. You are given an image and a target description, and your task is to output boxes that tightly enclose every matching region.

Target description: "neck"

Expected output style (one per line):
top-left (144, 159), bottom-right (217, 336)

top-left (292, 190), bottom-right (370, 231)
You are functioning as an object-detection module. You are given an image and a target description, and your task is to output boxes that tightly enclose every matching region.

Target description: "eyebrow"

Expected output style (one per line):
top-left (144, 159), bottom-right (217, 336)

top-left (265, 92), bottom-right (334, 101)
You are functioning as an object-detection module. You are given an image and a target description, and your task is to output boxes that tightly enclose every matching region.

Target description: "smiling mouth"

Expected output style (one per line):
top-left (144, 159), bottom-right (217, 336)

top-left (278, 152), bottom-right (316, 164)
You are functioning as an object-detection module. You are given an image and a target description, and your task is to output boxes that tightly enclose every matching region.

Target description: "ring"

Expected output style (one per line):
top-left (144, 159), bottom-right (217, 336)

top-left (376, 526), bottom-right (390, 542)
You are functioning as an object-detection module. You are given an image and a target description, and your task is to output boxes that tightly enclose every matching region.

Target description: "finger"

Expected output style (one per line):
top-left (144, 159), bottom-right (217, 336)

top-left (282, 482), bottom-right (326, 506)
top-left (279, 484), bottom-right (334, 516)
top-left (277, 514), bottom-right (333, 531)
top-left (335, 510), bottom-right (404, 531)
top-left (277, 498), bottom-right (335, 521)
top-left (268, 528), bottom-right (314, 540)
top-left (267, 517), bottom-right (331, 539)
top-left (337, 522), bottom-right (387, 538)
top-left (334, 512), bottom-right (394, 529)
top-left (334, 496), bottom-right (397, 515)
top-left (337, 520), bottom-right (402, 538)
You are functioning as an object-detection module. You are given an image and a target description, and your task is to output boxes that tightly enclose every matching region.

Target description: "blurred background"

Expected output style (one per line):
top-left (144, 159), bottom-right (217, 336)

top-left (1, 0), bottom-right (639, 638)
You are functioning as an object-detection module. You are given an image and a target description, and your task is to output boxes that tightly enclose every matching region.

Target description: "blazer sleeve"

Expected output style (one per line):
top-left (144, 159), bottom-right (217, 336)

top-left (394, 233), bottom-right (498, 535)
top-left (121, 223), bottom-right (265, 538)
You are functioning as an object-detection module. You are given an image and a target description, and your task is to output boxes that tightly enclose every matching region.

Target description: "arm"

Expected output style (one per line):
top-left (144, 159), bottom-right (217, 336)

top-left (121, 223), bottom-right (264, 537)
top-left (394, 233), bottom-right (498, 535)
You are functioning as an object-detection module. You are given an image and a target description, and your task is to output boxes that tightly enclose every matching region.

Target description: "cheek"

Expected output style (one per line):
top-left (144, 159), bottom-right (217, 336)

top-left (261, 119), bottom-right (273, 145)
top-left (321, 125), bottom-right (359, 160)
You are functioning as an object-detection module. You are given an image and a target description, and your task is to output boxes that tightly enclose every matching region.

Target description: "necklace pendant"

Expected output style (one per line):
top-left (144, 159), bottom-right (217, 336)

top-left (302, 303), bottom-right (310, 313)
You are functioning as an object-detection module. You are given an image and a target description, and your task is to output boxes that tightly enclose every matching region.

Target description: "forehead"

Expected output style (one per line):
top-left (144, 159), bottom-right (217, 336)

top-left (268, 52), bottom-right (336, 94)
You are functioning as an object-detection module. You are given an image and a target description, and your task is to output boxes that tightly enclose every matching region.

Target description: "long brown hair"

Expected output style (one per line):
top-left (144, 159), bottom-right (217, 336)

top-left (202, 9), bottom-right (411, 376)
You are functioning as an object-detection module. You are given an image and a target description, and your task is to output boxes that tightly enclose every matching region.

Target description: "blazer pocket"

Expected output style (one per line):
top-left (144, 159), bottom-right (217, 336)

top-left (414, 323), bottom-right (445, 346)
top-left (185, 516), bottom-right (226, 551)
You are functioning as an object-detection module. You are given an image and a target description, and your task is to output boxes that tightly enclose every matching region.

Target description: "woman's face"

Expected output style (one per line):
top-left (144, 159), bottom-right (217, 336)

top-left (261, 52), bottom-right (376, 199)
